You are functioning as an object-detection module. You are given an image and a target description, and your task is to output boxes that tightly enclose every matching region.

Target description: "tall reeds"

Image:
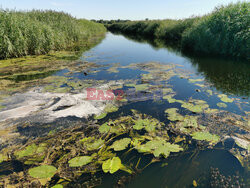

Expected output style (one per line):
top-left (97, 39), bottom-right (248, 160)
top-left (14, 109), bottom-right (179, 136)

top-left (0, 10), bottom-right (106, 59)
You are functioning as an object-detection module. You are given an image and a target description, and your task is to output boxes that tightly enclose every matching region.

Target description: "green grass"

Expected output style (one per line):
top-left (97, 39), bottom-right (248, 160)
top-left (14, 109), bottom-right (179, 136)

top-left (182, 2), bottom-right (249, 59)
top-left (0, 10), bottom-right (106, 59)
top-left (107, 2), bottom-right (249, 59)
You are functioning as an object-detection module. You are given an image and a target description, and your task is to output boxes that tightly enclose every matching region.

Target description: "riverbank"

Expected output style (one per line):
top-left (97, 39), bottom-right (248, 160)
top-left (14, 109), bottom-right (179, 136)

top-left (0, 10), bottom-right (106, 59)
top-left (106, 2), bottom-right (249, 60)
top-left (0, 32), bottom-right (249, 188)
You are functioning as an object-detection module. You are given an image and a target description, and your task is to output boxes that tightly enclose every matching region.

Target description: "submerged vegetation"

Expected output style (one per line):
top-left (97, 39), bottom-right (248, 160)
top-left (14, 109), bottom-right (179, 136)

top-left (0, 10), bottom-right (106, 59)
top-left (0, 3), bottom-right (249, 186)
top-left (0, 59), bottom-right (249, 186)
top-left (107, 2), bottom-right (249, 59)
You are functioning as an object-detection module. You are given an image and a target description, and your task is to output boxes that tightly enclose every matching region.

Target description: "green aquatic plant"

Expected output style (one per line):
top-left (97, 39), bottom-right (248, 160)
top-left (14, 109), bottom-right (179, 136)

top-left (141, 73), bottom-right (154, 80)
top-left (180, 116), bottom-right (199, 128)
top-left (133, 118), bottom-right (158, 132)
top-left (0, 154), bottom-right (8, 163)
top-left (126, 83), bottom-right (150, 92)
top-left (81, 138), bottom-right (105, 151)
top-left (205, 108), bottom-right (219, 114)
top-left (189, 79), bottom-right (203, 83)
top-left (110, 138), bottom-right (131, 151)
top-left (94, 112), bottom-right (107, 120)
top-left (162, 88), bottom-right (175, 95)
top-left (217, 103), bottom-right (227, 108)
top-left (206, 90), bottom-right (213, 96)
top-left (163, 95), bottom-right (176, 103)
top-left (15, 143), bottom-right (46, 159)
top-left (218, 94), bottom-right (233, 103)
top-left (181, 100), bottom-right (209, 113)
top-left (191, 132), bottom-right (220, 144)
top-left (99, 123), bottom-right (111, 134)
top-left (102, 157), bottom-right (122, 174)
top-left (165, 108), bottom-right (184, 121)
top-left (134, 84), bottom-right (150, 91)
top-left (133, 120), bottom-right (145, 130)
top-left (68, 156), bottom-right (93, 167)
top-left (104, 104), bottom-right (119, 113)
top-left (136, 140), bottom-right (183, 158)
top-left (28, 165), bottom-right (57, 179)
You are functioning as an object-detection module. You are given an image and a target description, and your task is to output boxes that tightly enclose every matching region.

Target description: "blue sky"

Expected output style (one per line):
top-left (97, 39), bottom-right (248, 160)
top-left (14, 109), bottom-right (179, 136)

top-left (0, 0), bottom-right (245, 20)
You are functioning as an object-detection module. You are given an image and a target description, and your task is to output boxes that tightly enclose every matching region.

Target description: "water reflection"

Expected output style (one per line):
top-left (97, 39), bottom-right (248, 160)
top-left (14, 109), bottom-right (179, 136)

top-left (110, 31), bottom-right (250, 97)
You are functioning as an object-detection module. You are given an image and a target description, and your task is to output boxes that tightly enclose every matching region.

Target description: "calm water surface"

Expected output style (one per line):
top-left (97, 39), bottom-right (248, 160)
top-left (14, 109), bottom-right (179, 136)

top-left (2, 32), bottom-right (248, 187)
top-left (57, 33), bottom-right (249, 187)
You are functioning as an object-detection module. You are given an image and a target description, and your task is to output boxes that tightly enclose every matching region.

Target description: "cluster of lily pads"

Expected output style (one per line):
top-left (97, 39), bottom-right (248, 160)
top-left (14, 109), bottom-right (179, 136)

top-left (0, 110), bottom-right (192, 187)
top-left (0, 61), bottom-right (249, 187)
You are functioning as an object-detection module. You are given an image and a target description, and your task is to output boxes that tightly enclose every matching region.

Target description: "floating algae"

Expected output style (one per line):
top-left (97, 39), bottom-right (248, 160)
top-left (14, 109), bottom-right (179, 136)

top-left (165, 108), bottom-right (184, 121)
top-left (0, 58), bottom-right (249, 187)
top-left (181, 99), bottom-right (209, 113)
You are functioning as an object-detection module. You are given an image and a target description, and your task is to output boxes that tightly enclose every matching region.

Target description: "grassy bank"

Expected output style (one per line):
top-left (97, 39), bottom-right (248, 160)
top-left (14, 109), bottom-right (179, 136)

top-left (0, 10), bottom-right (106, 59)
top-left (107, 2), bottom-right (249, 59)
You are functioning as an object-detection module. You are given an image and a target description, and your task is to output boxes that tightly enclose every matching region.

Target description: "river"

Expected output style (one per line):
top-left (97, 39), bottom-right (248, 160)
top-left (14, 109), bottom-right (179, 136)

top-left (0, 32), bottom-right (249, 187)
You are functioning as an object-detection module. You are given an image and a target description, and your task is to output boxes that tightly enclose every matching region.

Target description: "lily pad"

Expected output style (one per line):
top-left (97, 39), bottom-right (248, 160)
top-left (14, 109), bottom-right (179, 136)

top-left (133, 119), bottom-right (146, 130)
top-left (218, 94), bottom-right (233, 103)
top-left (110, 138), bottom-right (131, 151)
top-left (179, 116), bottom-right (199, 128)
top-left (181, 101), bottom-right (209, 113)
top-left (145, 123), bottom-right (156, 132)
top-left (87, 139), bottom-right (105, 151)
top-left (81, 137), bottom-right (105, 151)
top-left (15, 143), bottom-right (47, 159)
top-left (28, 165), bottom-right (57, 179)
top-left (104, 104), bottom-right (119, 113)
top-left (191, 132), bottom-right (220, 144)
top-left (99, 123), bottom-right (111, 134)
top-left (162, 88), bottom-right (174, 95)
top-left (133, 118), bottom-right (157, 132)
top-left (205, 108), bottom-right (219, 114)
top-left (68, 156), bottom-right (93, 167)
top-left (163, 95), bottom-right (177, 103)
top-left (217, 103), bottom-right (227, 108)
top-left (165, 108), bottom-right (184, 121)
top-left (15, 143), bottom-right (37, 159)
top-left (94, 112), bottom-right (107, 120)
top-left (142, 73), bottom-right (154, 80)
top-left (0, 154), bottom-right (7, 163)
top-left (102, 157), bottom-right (122, 174)
top-left (136, 140), bottom-right (183, 158)
top-left (134, 84), bottom-right (150, 91)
